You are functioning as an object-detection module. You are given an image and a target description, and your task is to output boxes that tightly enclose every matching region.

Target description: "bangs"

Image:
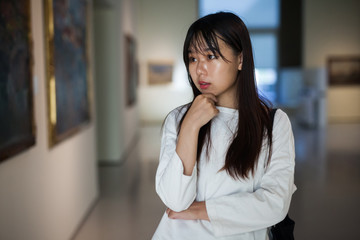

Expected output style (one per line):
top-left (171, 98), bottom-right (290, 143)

top-left (188, 30), bottom-right (227, 61)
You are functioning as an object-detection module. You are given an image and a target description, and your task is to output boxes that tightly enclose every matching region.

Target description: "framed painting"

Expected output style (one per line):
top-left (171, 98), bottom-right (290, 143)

top-left (44, 0), bottom-right (91, 147)
top-left (0, 0), bottom-right (36, 162)
top-left (125, 35), bottom-right (138, 106)
top-left (328, 56), bottom-right (360, 86)
top-left (148, 61), bottom-right (173, 85)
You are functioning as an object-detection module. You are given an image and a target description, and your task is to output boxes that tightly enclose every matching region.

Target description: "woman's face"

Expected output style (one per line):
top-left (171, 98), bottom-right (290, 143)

top-left (187, 37), bottom-right (242, 108)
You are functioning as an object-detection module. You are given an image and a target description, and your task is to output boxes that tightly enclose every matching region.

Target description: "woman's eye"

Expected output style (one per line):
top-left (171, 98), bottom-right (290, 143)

top-left (208, 55), bottom-right (216, 60)
top-left (189, 57), bottom-right (197, 62)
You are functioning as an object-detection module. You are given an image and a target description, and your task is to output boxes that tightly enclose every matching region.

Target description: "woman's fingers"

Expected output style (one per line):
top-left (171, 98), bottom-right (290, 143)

top-left (167, 209), bottom-right (181, 219)
top-left (194, 93), bottom-right (217, 106)
top-left (193, 94), bottom-right (219, 115)
top-left (166, 208), bottom-right (176, 219)
top-left (201, 93), bottom-right (218, 104)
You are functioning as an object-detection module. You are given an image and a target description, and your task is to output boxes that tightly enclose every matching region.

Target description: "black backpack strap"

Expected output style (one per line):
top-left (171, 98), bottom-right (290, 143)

top-left (269, 108), bottom-right (296, 239)
top-left (270, 108), bottom-right (278, 126)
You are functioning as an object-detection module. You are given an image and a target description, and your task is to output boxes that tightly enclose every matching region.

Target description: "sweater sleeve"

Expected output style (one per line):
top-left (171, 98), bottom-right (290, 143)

top-left (206, 110), bottom-right (296, 237)
top-left (155, 109), bottom-right (197, 212)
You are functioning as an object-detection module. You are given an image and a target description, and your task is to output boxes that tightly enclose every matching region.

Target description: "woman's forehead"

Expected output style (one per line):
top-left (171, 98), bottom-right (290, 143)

top-left (188, 44), bottom-right (211, 53)
top-left (189, 35), bottom-right (219, 53)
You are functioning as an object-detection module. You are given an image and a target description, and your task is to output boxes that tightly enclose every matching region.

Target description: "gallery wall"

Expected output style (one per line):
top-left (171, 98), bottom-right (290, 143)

top-left (304, 0), bottom-right (360, 122)
top-left (0, 0), bottom-right (98, 240)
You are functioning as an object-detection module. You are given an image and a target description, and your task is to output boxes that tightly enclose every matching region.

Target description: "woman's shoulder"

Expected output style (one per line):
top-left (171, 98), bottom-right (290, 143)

top-left (166, 103), bottom-right (191, 122)
top-left (272, 108), bottom-right (293, 133)
top-left (273, 109), bottom-right (291, 125)
top-left (162, 103), bottom-right (191, 130)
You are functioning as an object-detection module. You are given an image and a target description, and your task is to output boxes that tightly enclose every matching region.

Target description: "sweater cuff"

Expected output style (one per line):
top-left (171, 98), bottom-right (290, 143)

top-left (172, 151), bottom-right (197, 179)
top-left (206, 199), bottom-right (224, 237)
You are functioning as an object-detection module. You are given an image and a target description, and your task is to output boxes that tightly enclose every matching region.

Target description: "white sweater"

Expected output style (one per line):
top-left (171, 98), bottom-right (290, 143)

top-left (153, 106), bottom-right (296, 240)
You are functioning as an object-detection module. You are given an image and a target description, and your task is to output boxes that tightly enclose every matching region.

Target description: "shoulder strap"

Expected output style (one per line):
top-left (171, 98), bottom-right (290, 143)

top-left (269, 108), bottom-right (278, 139)
top-left (270, 108), bottom-right (278, 127)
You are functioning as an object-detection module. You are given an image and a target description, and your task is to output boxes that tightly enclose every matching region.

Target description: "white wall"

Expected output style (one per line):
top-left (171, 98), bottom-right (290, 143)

top-left (94, 0), bottom-right (139, 164)
top-left (94, 8), bottom-right (125, 162)
top-left (136, 0), bottom-right (197, 123)
top-left (304, 0), bottom-right (360, 122)
top-left (0, 1), bottom-right (98, 240)
top-left (327, 87), bottom-right (360, 122)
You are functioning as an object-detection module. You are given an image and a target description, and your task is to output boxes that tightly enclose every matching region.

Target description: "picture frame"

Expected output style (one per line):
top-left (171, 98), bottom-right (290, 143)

top-left (0, 0), bottom-right (36, 162)
top-left (327, 56), bottom-right (360, 86)
top-left (44, 0), bottom-right (91, 147)
top-left (148, 60), bottom-right (173, 85)
top-left (125, 35), bottom-right (138, 106)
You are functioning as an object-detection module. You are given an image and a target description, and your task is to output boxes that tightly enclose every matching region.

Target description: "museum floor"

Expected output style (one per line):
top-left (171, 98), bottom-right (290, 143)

top-left (73, 114), bottom-right (360, 240)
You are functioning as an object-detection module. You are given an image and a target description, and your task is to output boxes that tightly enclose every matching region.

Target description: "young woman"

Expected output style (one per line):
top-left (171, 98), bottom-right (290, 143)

top-left (153, 12), bottom-right (296, 240)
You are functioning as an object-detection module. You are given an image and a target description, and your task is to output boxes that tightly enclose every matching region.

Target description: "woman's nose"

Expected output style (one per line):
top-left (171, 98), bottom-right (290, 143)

top-left (196, 60), bottom-right (206, 75)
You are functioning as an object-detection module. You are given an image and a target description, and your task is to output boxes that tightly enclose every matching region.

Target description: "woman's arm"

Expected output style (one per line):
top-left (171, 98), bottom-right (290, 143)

top-left (167, 201), bottom-right (209, 221)
top-left (156, 94), bottom-right (219, 212)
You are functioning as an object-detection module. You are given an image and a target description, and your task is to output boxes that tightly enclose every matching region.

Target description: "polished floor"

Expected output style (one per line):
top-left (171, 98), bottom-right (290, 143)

top-left (73, 114), bottom-right (360, 240)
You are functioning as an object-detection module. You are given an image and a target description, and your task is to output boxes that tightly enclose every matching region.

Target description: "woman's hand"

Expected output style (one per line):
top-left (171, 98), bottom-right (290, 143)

top-left (166, 201), bottom-right (210, 221)
top-left (183, 94), bottom-right (219, 131)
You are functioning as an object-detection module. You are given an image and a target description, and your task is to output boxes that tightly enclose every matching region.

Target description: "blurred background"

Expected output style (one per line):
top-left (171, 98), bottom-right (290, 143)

top-left (0, 0), bottom-right (359, 239)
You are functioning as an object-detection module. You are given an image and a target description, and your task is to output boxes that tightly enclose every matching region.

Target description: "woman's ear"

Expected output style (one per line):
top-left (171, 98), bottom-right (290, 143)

top-left (238, 52), bottom-right (243, 70)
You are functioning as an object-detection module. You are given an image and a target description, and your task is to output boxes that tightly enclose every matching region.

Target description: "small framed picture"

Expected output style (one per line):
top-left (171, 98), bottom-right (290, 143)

top-left (148, 61), bottom-right (173, 85)
top-left (327, 56), bottom-right (360, 85)
top-left (125, 35), bottom-right (137, 106)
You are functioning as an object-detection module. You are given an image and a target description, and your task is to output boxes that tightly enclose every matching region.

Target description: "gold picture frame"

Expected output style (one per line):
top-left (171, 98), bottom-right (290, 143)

top-left (44, 0), bottom-right (91, 147)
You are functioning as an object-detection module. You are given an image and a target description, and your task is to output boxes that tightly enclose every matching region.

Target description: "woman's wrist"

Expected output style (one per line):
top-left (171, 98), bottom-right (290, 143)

top-left (182, 117), bottom-right (201, 133)
top-left (193, 201), bottom-right (210, 221)
top-left (166, 201), bottom-right (210, 221)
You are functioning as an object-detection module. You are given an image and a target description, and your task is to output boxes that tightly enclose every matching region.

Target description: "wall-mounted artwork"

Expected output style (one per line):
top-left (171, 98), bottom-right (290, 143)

top-left (125, 35), bottom-right (137, 106)
top-left (148, 61), bottom-right (173, 85)
top-left (0, 0), bottom-right (36, 162)
top-left (44, 0), bottom-right (91, 147)
top-left (328, 56), bottom-right (360, 85)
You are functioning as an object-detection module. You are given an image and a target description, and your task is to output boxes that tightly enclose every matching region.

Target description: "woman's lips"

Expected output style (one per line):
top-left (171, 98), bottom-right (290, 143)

top-left (199, 81), bottom-right (210, 89)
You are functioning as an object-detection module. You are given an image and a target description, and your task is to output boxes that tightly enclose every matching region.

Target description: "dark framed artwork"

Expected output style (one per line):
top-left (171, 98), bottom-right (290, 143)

top-left (125, 35), bottom-right (138, 106)
top-left (148, 61), bottom-right (173, 85)
top-left (328, 56), bottom-right (360, 85)
top-left (0, 0), bottom-right (36, 162)
top-left (44, 0), bottom-right (91, 147)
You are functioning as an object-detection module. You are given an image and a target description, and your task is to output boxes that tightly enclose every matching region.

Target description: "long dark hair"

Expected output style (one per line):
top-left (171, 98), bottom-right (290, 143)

top-left (178, 12), bottom-right (273, 179)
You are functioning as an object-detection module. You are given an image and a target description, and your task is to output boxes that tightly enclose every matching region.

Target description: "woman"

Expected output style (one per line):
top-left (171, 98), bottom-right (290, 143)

top-left (153, 12), bottom-right (296, 240)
